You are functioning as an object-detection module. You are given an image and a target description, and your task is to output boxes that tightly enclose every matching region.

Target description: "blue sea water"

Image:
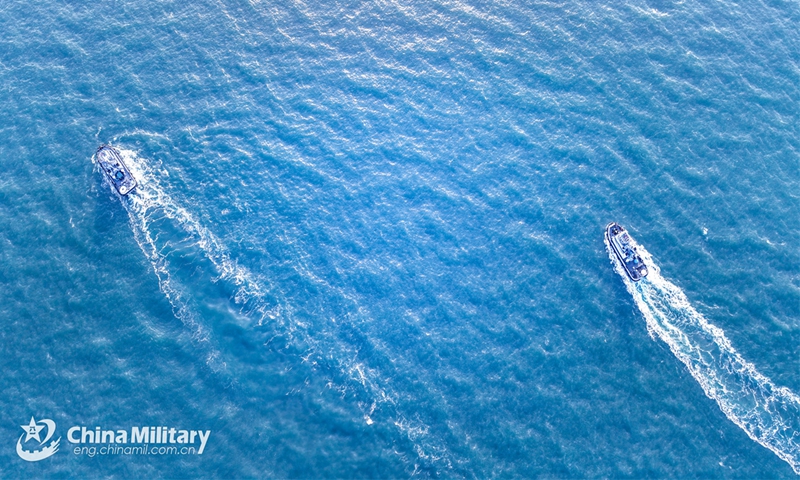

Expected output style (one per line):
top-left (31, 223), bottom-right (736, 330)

top-left (1, 0), bottom-right (800, 477)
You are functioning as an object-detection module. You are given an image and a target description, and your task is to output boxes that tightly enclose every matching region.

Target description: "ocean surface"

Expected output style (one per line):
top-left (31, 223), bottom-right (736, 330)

top-left (1, 0), bottom-right (800, 477)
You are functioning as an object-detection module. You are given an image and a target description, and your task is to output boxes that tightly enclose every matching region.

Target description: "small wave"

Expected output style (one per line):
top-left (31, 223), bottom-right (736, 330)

top-left (606, 234), bottom-right (800, 474)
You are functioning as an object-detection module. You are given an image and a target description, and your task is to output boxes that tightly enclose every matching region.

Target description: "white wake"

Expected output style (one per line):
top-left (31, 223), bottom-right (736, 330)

top-left (92, 146), bottom-right (447, 465)
top-left (607, 234), bottom-right (800, 474)
top-left (93, 147), bottom-right (279, 370)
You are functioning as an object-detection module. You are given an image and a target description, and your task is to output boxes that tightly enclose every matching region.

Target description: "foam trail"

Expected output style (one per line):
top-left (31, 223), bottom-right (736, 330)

top-left (92, 146), bottom-right (279, 371)
top-left (606, 235), bottom-right (800, 474)
top-left (91, 149), bottom-right (227, 370)
top-left (115, 147), bottom-right (277, 325)
top-left (94, 147), bottom-right (449, 466)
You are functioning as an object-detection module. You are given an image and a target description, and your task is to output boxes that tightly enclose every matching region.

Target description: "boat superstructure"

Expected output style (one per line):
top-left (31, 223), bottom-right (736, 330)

top-left (605, 222), bottom-right (648, 281)
top-left (96, 145), bottom-right (137, 195)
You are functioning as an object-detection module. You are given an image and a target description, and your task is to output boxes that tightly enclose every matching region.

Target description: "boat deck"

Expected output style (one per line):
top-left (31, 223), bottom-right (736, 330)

top-left (96, 145), bottom-right (137, 195)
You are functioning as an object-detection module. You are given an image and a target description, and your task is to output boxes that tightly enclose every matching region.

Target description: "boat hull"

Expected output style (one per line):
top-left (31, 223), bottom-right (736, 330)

top-left (96, 145), bottom-right (137, 195)
top-left (605, 222), bottom-right (648, 282)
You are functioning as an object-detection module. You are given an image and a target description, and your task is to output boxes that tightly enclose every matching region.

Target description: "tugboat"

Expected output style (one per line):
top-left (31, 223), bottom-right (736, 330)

top-left (96, 145), bottom-right (137, 195)
top-left (605, 222), bottom-right (648, 281)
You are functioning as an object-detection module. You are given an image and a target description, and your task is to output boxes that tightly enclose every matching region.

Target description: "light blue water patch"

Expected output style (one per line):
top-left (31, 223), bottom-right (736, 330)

top-left (1, 0), bottom-right (800, 477)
